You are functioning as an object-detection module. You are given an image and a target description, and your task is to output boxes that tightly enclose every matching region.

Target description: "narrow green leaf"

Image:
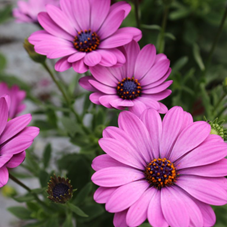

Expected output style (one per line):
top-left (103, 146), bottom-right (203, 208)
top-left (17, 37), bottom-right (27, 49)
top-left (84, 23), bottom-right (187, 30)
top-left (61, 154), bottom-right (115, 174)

top-left (74, 182), bottom-right (92, 205)
top-left (141, 24), bottom-right (161, 30)
top-left (169, 8), bottom-right (191, 20)
top-left (13, 194), bottom-right (34, 203)
top-left (8, 206), bottom-right (32, 220)
top-left (193, 43), bottom-right (205, 71)
top-left (68, 203), bottom-right (88, 217)
top-left (164, 32), bottom-right (176, 40)
top-left (43, 143), bottom-right (52, 169)
top-left (39, 170), bottom-right (49, 188)
top-left (171, 56), bottom-right (188, 75)
top-left (0, 53), bottom-right (6, 71)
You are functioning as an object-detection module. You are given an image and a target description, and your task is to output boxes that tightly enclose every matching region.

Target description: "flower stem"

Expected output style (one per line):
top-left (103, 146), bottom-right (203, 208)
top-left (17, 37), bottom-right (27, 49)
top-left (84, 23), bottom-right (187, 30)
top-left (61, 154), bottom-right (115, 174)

top-left (202, 5), bottom-right (227, 79)
top-left (42, 62), bottom-right (71, 106)
top-left (9, 173), bottom-right (31, 192)
top-left (9, 173), bottom-right (53, 211)
top-left (158, 6), bottom-right (169, 53)
top-left (134, 0), bottom-right (140, 29)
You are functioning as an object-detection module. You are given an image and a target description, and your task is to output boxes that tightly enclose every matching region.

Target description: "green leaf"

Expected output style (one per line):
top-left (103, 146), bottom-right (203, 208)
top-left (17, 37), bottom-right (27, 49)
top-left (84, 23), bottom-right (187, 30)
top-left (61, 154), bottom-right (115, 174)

top-left (0, 5), bottom-right (12, 24)
top-left (26, 202), bottom-right (40, 212)
top-left (62, 212), bottom-right (74, 227)
top-left (74, 182), bottom-right (92, 206)
top-left (39, 170), bottom-right (49, 188)
top-left (164, 32), bottom-right (176, 40)
top-left (68, 203), bottom-right (88, 217)
top-left (61, 116), bottom-right (82, 136)
top-left (23, 221), bottom-right (46, 227)
top-left (13, 194), bottom-right (34, 203)
top-left (169, 8), bottom-right (191, 20)
top-left (171, 56), bottom-right (188, 75)
top-left (44, 216), bottom-right (59, 227)
top-left (46, 108), bottom-right (58, 128)
top-left (141, 24), bottom-right (161, 30)
top-left (193, 43), bottom-right (205, 71)
top-left (0, 53), bottom-right (6, 71)
top-left (139, 223), bottom-right (151, 227)
top-left (79, 204), bottom-right (104, 222)
top-left (43, 143), bottom-right (52, 169)
top-left (8, 206), bottom-right (32, 220)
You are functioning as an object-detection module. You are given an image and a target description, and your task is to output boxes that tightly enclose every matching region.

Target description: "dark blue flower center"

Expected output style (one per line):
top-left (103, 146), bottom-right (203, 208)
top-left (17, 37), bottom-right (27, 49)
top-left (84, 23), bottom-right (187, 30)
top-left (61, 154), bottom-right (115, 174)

top-left (145, 158), bottom-right (177, 189)
top-left (74, 29), bottom-right (100, 52)
top-left (117, 77), bottom-right (142, 100)
top-left (52, 183), bottom-right (70, 198)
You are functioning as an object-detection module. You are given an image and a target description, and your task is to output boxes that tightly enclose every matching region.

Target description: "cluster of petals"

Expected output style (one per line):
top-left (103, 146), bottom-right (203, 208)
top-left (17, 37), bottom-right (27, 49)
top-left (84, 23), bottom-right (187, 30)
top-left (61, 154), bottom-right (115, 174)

top-left (28, 0), bottom-right (142, 73)
top-left (0, 82), bottom-right (26, 119)
top-left (13, 0), bottom-right (59, 23)
top-left (0, 96), bottom-right (39, 187)
top-left (80, 41), bottom-right (172, 114)
top-left (91, 106), bottom-right (227, 227)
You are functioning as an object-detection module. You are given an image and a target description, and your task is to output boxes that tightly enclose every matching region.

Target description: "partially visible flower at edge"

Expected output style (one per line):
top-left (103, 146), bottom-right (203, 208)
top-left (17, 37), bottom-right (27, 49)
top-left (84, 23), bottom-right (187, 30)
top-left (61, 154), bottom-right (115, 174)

top-left (28, 0), bottom-right (142, 73)
top-left (79, 40), bottom-right (172, 115)
top-left (13, 0), bottom-right (59, 24)
top-left (0, 82), bottom-right (26, 119)
top-left (0, 96), bottom-right (39, 187)
top-left (91, 106), bottom-right (227, 227)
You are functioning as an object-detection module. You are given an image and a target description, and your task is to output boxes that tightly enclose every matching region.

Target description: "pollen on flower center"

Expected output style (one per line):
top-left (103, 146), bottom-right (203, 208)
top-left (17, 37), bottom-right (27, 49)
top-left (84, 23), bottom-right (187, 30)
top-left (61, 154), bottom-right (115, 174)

top-left (145, 158), bottom-right (177, 189)
top-left (73, 29), bottom-right (100, 52)
top-left (117, 77), bottom-right (142, 100)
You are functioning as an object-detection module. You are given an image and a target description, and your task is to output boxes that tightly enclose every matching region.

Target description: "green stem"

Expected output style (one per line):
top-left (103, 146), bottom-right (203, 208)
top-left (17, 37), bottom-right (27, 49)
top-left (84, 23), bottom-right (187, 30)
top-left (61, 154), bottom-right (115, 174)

top-left (9, 173), bottom-right (51, 211)
top-left (202, 6), bottom-right (227, 79)
top-left (158, 6), bottom-right (169, 53)
top-left (134, 0), bottom-right (140, 29)
top-left (42, 62), bottom-right (70, 105)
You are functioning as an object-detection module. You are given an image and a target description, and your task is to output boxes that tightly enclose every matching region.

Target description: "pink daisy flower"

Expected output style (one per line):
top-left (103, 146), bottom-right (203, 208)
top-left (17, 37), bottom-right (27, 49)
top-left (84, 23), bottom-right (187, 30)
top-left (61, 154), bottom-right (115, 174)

top-left (13, 0), bottom-right (59, 24)
top-left (0, 96), bottom-right (39, 187)
top-left (0, 82), bottom-right (26, 119)
top-left (92, 107), bottom-right (227, 227)
top-left (28, 0), bottom-right (142, 73)
top-left (79, 41), bottom-right (172, 114)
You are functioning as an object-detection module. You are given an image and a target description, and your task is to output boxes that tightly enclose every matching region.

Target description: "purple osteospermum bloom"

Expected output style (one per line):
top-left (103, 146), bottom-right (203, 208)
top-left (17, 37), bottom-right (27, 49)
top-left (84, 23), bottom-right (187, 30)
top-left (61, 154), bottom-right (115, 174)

top-left (91, 107), bottom-right (227, 227)
top-left (13, 0), bottom-right (59, 24)
top-left (28, 0), bottom-right (142, 73)
top-left (79, 41), bottom-right (172, 115)
top-left (0, 82), bottom-right (26, 119)
top-left (0, 96), bottom-right (39, 187)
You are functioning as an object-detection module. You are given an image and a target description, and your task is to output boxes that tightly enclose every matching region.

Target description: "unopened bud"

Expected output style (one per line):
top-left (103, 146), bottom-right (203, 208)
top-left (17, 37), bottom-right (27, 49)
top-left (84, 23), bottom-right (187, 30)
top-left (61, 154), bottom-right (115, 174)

top-left (24, 39), bottom-right (46, 63)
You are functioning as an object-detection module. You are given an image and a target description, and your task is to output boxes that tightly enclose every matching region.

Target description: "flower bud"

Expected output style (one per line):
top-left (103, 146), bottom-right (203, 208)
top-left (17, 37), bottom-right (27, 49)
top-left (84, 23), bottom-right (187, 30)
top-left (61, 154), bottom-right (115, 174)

top-left (207, 118), bottom-right (227, 140)
top-left (47, 175), bottom-right (73, 203)
top-left (23, 39), bottom-right (46, 63)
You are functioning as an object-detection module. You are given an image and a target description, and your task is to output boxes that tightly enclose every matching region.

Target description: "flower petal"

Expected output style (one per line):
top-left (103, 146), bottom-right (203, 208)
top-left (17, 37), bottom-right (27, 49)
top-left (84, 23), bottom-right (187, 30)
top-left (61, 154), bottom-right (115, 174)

top-left (38, 12), bottom-right (73, 41)
top-left (118, 111), bottom-right (153, 161)
top-left (134, 44), bottom-right (156, 80)
top-left (94, 187), bottom-right (116, 204)
top-left (99, 95), bottom-right (117, 108)
top-left (97, 49), bottom-right (117, 67)
top-left (55, 56), bottom-right (72, 72)
top-left (0, 166), bottom-right (9, 187)
top-left (6, 151), bottom-right (26, 168)
top-left (161, 187), bottom-right (190, 227)
top-left (127, 187), bottom-right (156, 227)
top-left (113, 210), bottom-right (128, 227)
top-left (176, 175), bottom-right (227, 205)
top-left (169, 121), bottom-right (211, 162)
top-left (92, 166), bottom-right (144, 187)
top-left (179, 158), bottom-right (227, 177)
top-left (98, 138), bottom-right (144, 169)
top-left (175, 134), bottom-right (227, 169)
top-left (84, 51), bottom-right (102, 67)
top-left (89, 80), bottom-right (116, 94)
top-left (91, 154), bottom-right (126, 171)
top-left (90, 0), bottom-right (110, 32)
top-left (79, 76), bottom-right (97, 92)
top-left (90, 65), bottom-right (118, 86)
top-left (67, 52), bottom-right (86, 63)
top-left (72, 0), bottom-right (90, 30)
top-left (106, 180), bottom-right (149, 212)
top-left (148, 190), bottom-right (168, 227)
top-left (140, 108), bottom-right (162, 158)
top-left (0, 96), bottom-right (9, 135)
top-left (46, 4), bottom-right (76, 36)
top-left (89, 92), bottom-right (102, 105)
top-left (0, 114), bottom-right (32, 144)
top-left (142, 80), bottom-right (173, 94)
top-left (72, 59), bottom-right (88, 73)
top-left (109, 1), bottom-right (131, 19)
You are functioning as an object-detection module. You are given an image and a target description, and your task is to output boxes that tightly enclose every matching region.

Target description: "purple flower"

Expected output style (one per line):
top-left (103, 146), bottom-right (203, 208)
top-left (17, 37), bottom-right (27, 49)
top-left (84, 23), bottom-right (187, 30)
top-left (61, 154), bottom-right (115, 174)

top-left (13, 0), bottom-right (59, 24)
top-left (28, 0), bottom-right (142, 73)
top-left (0, 96), bottom-right (39, 187)
top-left (0, 82), bottom-right (26, 119)
top-left (79, 41), bottom-right (172, 114)
top-left (92, 107), bottom-right (227, 227)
